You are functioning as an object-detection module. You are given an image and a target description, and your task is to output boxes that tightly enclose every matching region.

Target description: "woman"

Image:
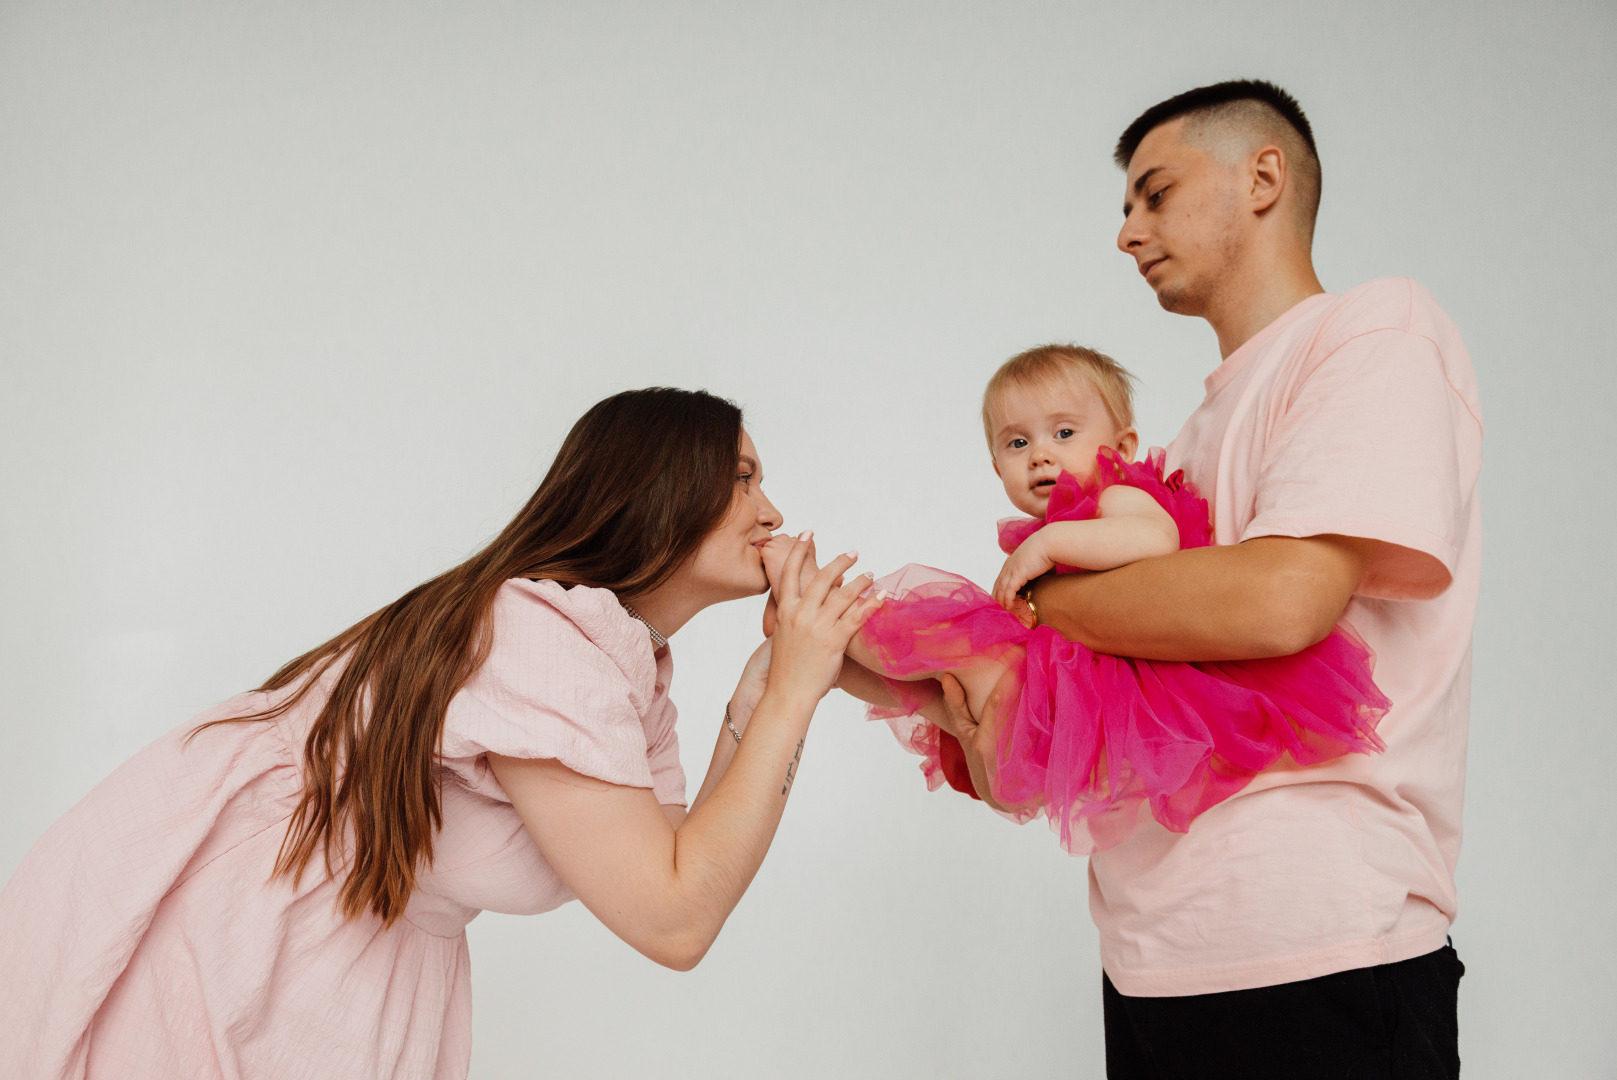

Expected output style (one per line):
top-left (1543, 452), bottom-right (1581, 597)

top-left (0, 387), bottom-right (880, 1080)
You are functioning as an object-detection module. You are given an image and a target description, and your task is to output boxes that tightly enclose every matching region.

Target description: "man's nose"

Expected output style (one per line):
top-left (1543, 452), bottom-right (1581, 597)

top-left (1117, 210), bottom-right (1146, 255)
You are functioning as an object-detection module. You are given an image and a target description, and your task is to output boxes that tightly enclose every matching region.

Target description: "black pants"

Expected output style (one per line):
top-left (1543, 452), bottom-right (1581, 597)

top-left (1103, 944), bottom-right (1463, 1079)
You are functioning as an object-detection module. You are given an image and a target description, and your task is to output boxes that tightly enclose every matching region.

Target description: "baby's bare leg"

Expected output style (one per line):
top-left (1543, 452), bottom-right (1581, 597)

top-left (843, 632), bottom-right (1006, 717)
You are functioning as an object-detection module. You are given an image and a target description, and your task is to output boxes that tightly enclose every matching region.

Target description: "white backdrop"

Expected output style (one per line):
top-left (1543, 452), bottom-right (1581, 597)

top-left (2, 2), bottom-right (1613, 1076)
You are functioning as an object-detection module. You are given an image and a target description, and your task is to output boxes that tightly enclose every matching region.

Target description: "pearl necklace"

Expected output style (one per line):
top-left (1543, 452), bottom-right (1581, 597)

top-left (620, 602), bottom-right (668, 650)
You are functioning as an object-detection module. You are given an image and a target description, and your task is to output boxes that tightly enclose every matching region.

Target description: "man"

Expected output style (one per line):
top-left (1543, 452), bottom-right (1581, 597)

top-left (939, 80), bottom-right (1480, 1077)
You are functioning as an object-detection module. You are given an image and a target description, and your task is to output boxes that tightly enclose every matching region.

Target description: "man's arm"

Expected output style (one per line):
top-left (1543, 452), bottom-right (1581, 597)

top-left (1029, 534), bottom-right (1377, 662)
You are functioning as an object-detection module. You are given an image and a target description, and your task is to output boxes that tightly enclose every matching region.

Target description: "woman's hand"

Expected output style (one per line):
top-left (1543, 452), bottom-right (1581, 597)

top-left (762, 594), bottom-right (779, 638)
top-left (993, 533), bottom-right (1056, 610)
top-left (763, 532), bottom-right (884, 705)
top-left (732, 637), bottom-right (773, 716)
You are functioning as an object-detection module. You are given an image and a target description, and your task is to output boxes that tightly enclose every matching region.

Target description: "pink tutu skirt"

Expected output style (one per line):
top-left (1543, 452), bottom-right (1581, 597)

top-left (861, 450), bottom-right (1390, 854)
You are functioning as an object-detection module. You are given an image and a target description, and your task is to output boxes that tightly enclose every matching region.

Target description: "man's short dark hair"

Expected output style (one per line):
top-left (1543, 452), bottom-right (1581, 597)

top-left (1113, 79), bottom-right (1318, 170)
top-left (1115, 79), bottom-right (1322, 238)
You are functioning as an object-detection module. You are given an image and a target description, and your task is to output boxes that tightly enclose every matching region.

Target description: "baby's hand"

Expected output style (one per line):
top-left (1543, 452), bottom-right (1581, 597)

top-left (993, 535), bottom-right (1055, 611)
top-left (1007, 594), bottom-right (1038, 630)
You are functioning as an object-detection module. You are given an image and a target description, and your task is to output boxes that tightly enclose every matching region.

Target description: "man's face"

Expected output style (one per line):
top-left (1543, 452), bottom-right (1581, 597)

top-left (1116, 119), bottom-right (1245, 317)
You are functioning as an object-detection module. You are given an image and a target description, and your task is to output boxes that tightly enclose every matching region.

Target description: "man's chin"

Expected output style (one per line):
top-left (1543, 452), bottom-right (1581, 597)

top-left (1154, 281), bottom-right (1204, 317)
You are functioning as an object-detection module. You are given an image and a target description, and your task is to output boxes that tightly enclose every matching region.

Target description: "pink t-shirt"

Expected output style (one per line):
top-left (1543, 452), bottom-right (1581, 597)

top-left (1089, 277), bottom-right (1483, 997)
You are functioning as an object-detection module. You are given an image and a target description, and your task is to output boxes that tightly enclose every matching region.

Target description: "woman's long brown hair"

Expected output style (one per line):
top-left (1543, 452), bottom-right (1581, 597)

top-left (197, 387), bottom-right (743, 925)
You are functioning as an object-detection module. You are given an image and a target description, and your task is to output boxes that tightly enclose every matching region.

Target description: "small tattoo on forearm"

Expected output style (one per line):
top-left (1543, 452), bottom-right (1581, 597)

top-left (782, 739), bottom-right (804, 795)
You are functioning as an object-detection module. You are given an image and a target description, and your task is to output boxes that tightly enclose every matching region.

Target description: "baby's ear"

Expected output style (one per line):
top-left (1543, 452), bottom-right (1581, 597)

top-left (1115, 428), bottom-right (1139, 462)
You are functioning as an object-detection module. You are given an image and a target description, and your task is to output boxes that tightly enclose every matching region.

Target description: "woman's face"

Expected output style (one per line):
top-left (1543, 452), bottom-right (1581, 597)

top-left (679, 429), bottom-right (782, 603)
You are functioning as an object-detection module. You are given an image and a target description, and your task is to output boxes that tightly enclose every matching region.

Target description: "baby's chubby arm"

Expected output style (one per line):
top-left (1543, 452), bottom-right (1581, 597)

top-left (991, 485), bottom-right (1180, 609)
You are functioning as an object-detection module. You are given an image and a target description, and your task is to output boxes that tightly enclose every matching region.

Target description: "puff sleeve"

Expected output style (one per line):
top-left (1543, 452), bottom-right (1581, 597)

top-left (439, 579), bottom-right (675, 803)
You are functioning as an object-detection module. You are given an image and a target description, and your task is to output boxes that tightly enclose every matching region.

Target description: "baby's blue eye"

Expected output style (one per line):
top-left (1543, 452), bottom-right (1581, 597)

top-left (1056, 428), bottom-right (1074, 439)
top-left (1009, 438), bottom-right (1028, 450)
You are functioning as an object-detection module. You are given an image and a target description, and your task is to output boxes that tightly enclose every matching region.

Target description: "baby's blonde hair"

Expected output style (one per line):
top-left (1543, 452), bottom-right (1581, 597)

top-left (981, 344), bottom-right (1138, 447)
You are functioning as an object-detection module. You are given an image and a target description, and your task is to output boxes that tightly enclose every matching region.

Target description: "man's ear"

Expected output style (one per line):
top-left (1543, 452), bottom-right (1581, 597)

top-left (1115, 428), bottom-right (1139, 462)
top-left (1249, 145), bottom-right (1285, 215)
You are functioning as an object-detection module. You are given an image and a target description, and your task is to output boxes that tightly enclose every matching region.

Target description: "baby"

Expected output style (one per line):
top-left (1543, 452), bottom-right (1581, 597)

top-left (766, 344), bottom-right (1388, 853)
top-left (771, 346), bottom-right (1174, 715)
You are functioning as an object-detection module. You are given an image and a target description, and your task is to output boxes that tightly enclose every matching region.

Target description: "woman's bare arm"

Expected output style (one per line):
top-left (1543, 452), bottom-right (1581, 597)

top-left (490, 683), bottom-right (813, 972)
top-left (489, 541), bottom-right (878, 971)
top-left (684, 637), bottom-right (775, 814)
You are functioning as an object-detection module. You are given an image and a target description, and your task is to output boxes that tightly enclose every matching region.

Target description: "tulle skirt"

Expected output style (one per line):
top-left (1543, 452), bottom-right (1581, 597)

top-left (861, 566), bottom-right (1389, 854)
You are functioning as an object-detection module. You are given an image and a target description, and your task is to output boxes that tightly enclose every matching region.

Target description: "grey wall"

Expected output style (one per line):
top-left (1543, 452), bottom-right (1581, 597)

top-left (1, 2), bottom-right (1612, 1076)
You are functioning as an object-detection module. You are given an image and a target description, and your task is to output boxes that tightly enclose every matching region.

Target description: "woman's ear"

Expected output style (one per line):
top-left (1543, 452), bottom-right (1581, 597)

top-left (1115, 428), bottom-right (1139, 462)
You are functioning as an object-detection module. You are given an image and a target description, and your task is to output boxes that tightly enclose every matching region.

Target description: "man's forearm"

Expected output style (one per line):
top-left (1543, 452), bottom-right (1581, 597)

top-left (1030, 535), bottom-right (1375, 662)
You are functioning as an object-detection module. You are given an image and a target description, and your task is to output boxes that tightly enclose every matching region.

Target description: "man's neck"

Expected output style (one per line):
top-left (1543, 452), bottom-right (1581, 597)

top-left (1205, 257), bottom-right (1325, 360)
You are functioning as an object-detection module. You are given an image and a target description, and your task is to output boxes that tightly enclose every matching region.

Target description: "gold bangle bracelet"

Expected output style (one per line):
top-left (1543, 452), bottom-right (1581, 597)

top-left (1018, 589), bottom-right (1039, 628)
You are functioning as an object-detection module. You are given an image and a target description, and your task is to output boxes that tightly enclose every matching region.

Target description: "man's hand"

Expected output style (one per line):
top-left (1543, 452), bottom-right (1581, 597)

top-left (922, 673), bottom-right (1012, 812)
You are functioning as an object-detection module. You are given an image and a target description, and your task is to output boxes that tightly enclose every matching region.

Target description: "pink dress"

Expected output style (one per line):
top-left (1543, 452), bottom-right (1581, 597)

top-left (863, 449), bottom-right (1391, 854)
top-left (0, 579), bottom-right (685, 1080)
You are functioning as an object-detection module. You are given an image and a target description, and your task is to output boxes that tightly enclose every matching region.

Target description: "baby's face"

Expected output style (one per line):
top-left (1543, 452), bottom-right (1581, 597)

top-left (988, 377), bottom-right (1136, 518)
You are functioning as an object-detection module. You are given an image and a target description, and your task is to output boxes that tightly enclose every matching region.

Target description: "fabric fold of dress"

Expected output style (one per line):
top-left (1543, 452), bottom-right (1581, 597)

top-left (0, 578), bottom-right (685, 1080)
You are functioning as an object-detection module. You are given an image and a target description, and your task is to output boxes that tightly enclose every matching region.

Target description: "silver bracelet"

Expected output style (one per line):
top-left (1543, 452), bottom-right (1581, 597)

top-left (723, 702), bottom-right (743, 744)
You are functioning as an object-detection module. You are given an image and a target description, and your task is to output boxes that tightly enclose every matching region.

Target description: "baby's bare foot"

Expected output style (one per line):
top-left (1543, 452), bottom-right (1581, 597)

top-left (760, 534), bottom-right (795, 593)
top-left (760, 533), bottom-right (820, 595)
